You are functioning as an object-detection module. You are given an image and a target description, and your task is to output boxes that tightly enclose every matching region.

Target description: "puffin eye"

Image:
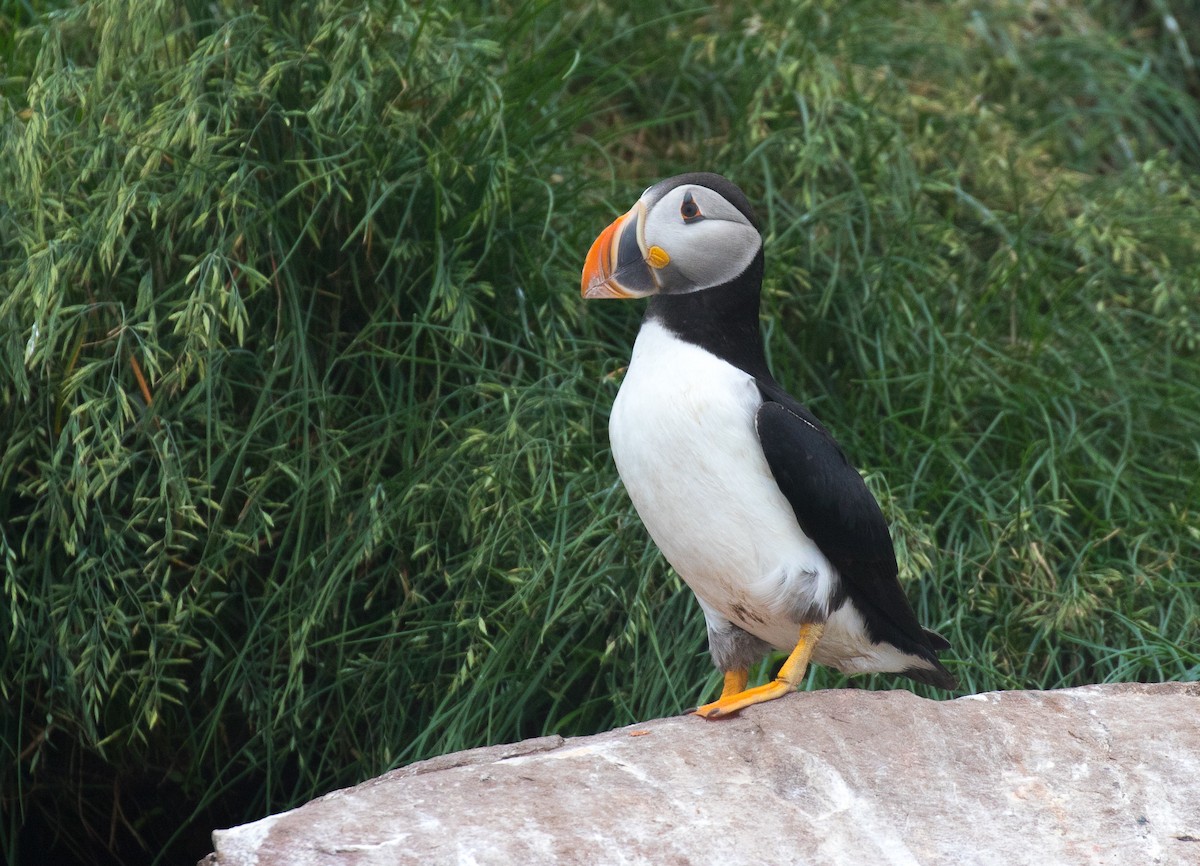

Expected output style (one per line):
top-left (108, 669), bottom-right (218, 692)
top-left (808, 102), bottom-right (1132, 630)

top-left (680, 192), bottom-right (703, 223)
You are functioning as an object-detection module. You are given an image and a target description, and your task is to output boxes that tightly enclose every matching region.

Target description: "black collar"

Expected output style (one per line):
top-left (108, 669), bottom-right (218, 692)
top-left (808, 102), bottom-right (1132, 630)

top-left (644, 249), bottom-right (772, 383)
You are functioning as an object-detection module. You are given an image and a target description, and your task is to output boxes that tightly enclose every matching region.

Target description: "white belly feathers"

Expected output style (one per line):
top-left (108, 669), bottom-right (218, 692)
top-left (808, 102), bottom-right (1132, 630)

top-left (608, 320), bottom-right (838, 652)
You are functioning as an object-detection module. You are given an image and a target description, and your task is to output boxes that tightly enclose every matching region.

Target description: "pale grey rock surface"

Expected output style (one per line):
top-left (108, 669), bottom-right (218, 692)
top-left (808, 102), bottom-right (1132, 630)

top-left (205, 683), bottom-right (1200, 866)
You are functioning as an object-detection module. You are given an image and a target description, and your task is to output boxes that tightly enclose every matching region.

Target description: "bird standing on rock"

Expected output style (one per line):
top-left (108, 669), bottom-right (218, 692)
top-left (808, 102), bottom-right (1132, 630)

top-left (581, 173), bottom-right (957, 718)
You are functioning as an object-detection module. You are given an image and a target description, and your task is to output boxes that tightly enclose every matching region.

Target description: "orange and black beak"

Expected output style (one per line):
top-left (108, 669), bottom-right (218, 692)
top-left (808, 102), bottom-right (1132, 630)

top-left (581, 202), bottom-right (660, 299)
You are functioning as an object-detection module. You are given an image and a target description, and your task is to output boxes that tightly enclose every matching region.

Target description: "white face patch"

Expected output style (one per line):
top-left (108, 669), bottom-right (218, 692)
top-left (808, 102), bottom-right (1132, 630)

top-left (640, 185), bottom-right (761, 293)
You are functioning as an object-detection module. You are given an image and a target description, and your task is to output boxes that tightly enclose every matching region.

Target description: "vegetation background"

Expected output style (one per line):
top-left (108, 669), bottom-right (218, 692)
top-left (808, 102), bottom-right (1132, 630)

top-left (2, 0), bottom-right (1198, 863)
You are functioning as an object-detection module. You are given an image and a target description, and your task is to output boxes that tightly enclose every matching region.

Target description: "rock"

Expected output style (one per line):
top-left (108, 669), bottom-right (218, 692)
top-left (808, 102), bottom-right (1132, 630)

top-left (205, 683), bottom-right (1200, 866)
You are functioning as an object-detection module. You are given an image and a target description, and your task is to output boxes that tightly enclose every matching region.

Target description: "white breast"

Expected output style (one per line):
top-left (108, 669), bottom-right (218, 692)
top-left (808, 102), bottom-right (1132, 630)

top-left (608, 320), bottom-right (838, 651)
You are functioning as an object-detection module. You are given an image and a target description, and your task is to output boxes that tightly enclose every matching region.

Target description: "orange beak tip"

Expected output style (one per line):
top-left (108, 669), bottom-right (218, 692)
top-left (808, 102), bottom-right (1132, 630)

top-left (581, 215), bottom-right (621, 299)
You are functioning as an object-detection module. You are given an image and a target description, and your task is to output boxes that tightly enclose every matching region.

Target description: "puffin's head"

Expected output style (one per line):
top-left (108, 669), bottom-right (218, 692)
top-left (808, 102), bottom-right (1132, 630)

top-left (581, 172), bottom-right (761, 299)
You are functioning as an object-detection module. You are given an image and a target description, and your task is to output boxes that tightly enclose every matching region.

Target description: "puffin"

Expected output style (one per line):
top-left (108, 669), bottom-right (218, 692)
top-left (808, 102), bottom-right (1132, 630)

top-left (581, 172), bottom-right (957, 718)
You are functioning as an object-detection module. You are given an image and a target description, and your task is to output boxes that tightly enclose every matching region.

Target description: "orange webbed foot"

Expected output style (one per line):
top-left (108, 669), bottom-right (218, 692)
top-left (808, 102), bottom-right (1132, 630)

top-left (692, 622), bottom-right (825, 720)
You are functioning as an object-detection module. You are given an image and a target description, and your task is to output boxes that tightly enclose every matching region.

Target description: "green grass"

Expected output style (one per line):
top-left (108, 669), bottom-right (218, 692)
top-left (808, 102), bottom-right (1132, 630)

top-left (1, 0), bottom-right (1198, 864)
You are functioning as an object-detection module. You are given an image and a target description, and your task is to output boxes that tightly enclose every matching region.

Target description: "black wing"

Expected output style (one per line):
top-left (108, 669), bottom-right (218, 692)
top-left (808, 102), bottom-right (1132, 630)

top-left (754, 383), bottom-right (956, 689)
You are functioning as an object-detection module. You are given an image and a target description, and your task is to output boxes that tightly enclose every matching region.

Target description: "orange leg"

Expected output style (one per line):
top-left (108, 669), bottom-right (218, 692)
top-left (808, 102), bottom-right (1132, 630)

top-left (694, 622), bottom-right (825, 719)
top-left (718, 669), bottom-right (749, 700)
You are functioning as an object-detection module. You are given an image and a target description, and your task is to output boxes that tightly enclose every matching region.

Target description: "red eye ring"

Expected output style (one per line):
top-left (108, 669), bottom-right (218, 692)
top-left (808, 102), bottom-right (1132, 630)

top-left (680, 191), bottom-right (703, 223)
